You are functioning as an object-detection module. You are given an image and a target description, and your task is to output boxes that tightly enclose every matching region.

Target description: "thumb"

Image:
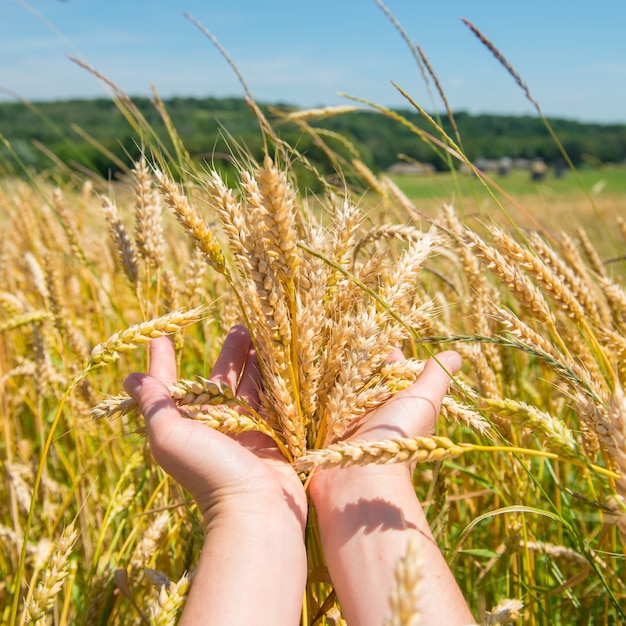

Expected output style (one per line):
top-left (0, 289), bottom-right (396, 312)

top-left (124, 372), bottom-right (180, 434)
top-left (354, 350), bottom-right (462, 440)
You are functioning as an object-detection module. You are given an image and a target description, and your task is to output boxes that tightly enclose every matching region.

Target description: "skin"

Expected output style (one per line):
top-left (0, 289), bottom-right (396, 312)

top-left (124, 327), bottom-right (307, 625)
top-left (124, 327), bottom-right (474, 625)
top-left (309, 347), bottom-right (475, 625)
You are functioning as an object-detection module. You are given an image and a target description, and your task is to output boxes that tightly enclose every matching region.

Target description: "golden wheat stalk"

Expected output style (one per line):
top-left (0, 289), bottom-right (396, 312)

top-left (464, 229), bottom-right (557, 328)
top-left (87, 306), bottom-right (206, 368)
top-left (101, 196), bottom-right (140, 287)
top-left (479, 397), bottom-right (579, 458)
top-left (91, 377), bottom-right (239, 419)
top-left (155, 171), bottom-right (226, 274)
top-left (22, 523), bottom-right (79, 624)
top-left (133, 158), bottom-right (165, 271)
top-left (294, 436), bottom-right (468, 472)
top-left (0, 311), bottom-right (51, 332)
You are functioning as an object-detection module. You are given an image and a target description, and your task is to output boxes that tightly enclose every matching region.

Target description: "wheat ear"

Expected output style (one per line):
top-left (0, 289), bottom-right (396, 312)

top-left (294, 436), bottom-right (468, 472)
top-left (155, 171), bottom-right (226, 274)
top-left (101, 196), bottom-right (139, 287)
top-left (22, 523), bottom-right (79, 624)
top-left (87, 306), bottom-right (206, 368)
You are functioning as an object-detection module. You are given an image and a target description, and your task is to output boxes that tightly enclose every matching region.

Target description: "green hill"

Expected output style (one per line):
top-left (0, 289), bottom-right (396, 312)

top-left (1, 96), bottom-right (625, 179)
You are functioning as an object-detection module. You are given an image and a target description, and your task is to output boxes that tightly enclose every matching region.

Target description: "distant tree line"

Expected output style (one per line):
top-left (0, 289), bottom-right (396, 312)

top-left (1, 95), bottom-right (625, 180)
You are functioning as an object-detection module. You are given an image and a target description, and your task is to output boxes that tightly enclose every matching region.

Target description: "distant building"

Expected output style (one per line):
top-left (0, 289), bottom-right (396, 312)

top-left (530, 158), bottom-right (547, 181)
top-left (385, 162), bottom-right (436, 175)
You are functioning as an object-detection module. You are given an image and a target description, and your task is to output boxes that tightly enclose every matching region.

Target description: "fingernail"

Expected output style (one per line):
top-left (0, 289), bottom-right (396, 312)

top-left (442, 351), bottom-right (462, 373)
top-left (123, 374), bottom-right (143, 399)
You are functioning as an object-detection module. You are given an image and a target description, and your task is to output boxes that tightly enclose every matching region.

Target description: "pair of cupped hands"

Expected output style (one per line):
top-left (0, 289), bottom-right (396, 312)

top-left (123, 325), bottom-right (462, 530)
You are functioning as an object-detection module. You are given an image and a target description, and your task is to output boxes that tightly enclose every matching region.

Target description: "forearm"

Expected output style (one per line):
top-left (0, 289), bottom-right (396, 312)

top-left (180, 497), bottom-right (306, 626)
top-left (310, 465), bottom-right (473, 626)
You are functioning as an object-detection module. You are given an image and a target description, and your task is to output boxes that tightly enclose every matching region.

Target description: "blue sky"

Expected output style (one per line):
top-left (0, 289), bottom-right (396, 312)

top-left (2, 0), bottom-right (626, 123)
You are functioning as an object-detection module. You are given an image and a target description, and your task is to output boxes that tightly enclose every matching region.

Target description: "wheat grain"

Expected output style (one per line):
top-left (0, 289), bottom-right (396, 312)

top-left (133, 158), bottom-right (165, 270)
top-left (181, 404), bottom-right (285, 447)
top-left (88, 306), bottom-right (206, 367)
top-left (293, 436), bottom-right (468, 472)
top-left (440, 396), bottom-right (491, 435)
top-left (52, 187), bottom-right (90, 267)
top-left (183, 246), bottom-right (208, 306)
top-left (479, 397), bottom-right (579, 458)
top-left (519, 540), bottom-right (594, 567)
top-left (254, 155), bottom-right (300, 285)
top-left (101, 196), bottom-right (140, 287)
top-left (609, 384), bottom-right (626, 544)
top-left (485, 598), bottom-right (524, 625)
top-left (148, 570), bottom-right (192, 626)
top-left (490, 225), bottom-right (587, 323)
top-left (23, 523), bottom-right (78, 624)
top-left (576, 225), bottom-right (606, 278)
top-left (130, 511), bottom-right (171, 572)
top-left (0, 311), bottom-right (50, 333)
top-left (599, 275), bottom-right (626, 327)
top-left (206, 169), bottom-right (249, 265)
top-left (6, 462), bottom-right (33, 514)
top-left (464, 229), bottom-right (557, 327)
top-left (24, 252), bottom-right (50, 304)
top-left (155, 171), bottom-right (226, 273)
top-left (44, 257), bottom-right (90, 361)
top-left (161, 268), bottom-right (181, 312)
top-left (530, 231), bottom-right (607, 328)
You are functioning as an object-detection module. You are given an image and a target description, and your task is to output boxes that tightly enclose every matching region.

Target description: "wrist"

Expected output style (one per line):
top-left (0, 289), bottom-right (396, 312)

top-left (308, 462), bottom-right (413, 509)
top-left (201, 488), bottom-right (307, 533)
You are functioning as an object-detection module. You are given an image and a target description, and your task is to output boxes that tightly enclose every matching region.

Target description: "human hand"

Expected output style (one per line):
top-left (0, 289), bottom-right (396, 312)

top-left (349, 348), bottom-right (462, 443)
top-left (124, 325), bottom-right (307, 528)
top-left (310, 349), bottom-right (462, 488)
top-left (307, 349), bottom-right (471, 626)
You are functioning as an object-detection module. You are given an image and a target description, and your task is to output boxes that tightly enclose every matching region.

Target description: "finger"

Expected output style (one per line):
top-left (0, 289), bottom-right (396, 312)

top-left (124, 372), bottom-right (215, 482)
top-left (236, 341), bottom-right (262, 409)
top-left (209, 325), bottom-right (252, 389)
top-left (124, 372), bottom-right (181, 435)
top-left (385, 347), bottom-right (405, 363)
top-left (406, 350), bottom-right (462, 411)
top-left (392, 350), bottom-right (461, 433)
top-left (355, 350), bottom-right (462, 440)
top-left (148, 336), bottom-right (177, 386)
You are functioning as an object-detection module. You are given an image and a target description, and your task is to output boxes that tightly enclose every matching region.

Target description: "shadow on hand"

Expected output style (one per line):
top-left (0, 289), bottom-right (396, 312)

top-left (331, 497), bottom-right (418, 541)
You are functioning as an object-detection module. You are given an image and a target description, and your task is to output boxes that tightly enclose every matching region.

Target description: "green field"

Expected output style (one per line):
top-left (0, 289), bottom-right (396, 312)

top-left (391, 165), bottom-right (626, 201)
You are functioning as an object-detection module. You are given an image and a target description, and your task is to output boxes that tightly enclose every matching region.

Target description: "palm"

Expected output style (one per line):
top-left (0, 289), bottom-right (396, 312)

top-left (124, 326), bottom-right (307, 526)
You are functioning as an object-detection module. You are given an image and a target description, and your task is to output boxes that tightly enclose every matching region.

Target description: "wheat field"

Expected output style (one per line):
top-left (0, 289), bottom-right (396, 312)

top-left (1, 15), bottom-right (626, 617)
top-left (1, 116), bottom-right (625, 624)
